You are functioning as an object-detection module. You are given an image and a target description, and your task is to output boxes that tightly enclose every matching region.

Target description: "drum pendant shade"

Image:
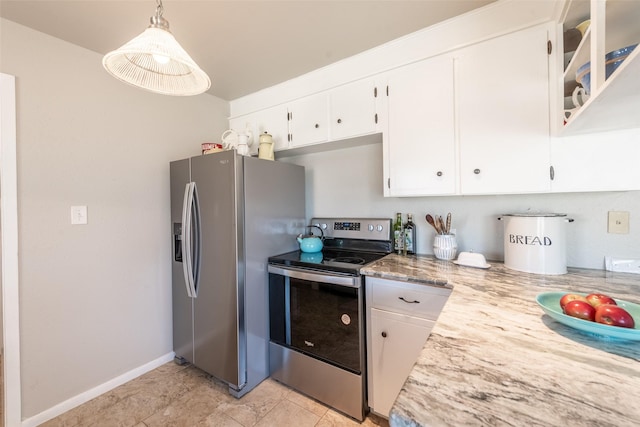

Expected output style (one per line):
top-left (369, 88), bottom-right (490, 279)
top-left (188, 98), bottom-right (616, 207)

top-left (102, 1), bottom-right (210, 96)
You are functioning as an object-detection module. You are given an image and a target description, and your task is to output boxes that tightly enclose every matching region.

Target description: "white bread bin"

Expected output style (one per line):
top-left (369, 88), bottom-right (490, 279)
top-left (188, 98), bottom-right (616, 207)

top-left (498, 213), bottom-right (574, 275)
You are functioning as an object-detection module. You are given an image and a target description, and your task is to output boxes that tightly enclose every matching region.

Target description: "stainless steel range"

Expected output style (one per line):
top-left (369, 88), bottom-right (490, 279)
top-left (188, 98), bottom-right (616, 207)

top-left (268, 217), bottom-right (392, 421)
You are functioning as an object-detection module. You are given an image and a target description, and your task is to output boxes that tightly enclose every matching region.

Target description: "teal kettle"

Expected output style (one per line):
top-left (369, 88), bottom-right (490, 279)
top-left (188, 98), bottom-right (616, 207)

top-left (297, 225), bottom-right (324, 253)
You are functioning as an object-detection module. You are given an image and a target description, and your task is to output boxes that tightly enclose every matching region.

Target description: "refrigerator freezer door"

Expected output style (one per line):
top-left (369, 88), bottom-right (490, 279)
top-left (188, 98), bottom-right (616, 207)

top-left (170, 159), bottom-right (194, 364)
top-left (190, 151), bottom-right (245, 390)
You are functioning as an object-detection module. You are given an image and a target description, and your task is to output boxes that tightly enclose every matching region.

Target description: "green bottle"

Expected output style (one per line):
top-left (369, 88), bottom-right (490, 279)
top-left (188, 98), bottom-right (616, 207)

top-left (404, 213), bottom-right (416, 255)
top-left (393, 212), bottom-right (404, 254)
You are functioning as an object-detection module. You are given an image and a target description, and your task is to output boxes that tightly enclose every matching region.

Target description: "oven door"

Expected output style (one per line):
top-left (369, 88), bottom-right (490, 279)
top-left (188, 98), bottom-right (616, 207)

top-left (268, 265), bottom-right (363, 374)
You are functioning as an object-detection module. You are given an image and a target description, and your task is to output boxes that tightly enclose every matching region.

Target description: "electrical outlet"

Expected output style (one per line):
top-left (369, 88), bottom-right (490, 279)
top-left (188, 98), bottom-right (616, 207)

top-left (605, 257), bottom-right (640, 274)
top-left (607, 211), bottom-right (629, 234)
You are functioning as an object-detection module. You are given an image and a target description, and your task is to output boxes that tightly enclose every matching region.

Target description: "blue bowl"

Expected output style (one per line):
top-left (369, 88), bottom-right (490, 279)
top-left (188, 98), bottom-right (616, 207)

top-left (576, 44), bottom-right (637, 94)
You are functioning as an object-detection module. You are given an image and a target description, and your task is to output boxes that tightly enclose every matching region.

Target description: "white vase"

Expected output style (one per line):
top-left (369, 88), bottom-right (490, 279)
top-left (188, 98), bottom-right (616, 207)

top-left (434, 234), bottom-right (457, 261)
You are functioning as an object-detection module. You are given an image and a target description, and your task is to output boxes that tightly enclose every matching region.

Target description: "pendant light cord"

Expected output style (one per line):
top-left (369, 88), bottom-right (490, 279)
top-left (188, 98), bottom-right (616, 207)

top-left (150, 0), bottom-right (169, 31)
top-left (155, 0), bottom-right (164, 19)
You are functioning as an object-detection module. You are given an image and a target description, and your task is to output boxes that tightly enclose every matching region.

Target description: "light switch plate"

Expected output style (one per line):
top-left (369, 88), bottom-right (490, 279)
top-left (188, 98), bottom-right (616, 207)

top-left (607, 211), bottom-right (629, 234)
top-left (71, 205), bottom-right (88, 225)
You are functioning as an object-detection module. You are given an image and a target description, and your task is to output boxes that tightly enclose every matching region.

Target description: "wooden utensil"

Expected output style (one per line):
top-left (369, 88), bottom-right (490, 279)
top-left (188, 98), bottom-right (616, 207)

top-left (438, 216), bottom-right (446, 235)
top-left (445, 213), bottom-right (451, 235)
top-left (426, 214), bottom-right (440, 234)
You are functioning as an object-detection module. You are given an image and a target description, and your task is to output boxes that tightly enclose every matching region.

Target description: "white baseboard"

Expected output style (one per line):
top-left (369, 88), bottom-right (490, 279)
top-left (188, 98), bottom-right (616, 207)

top-left (22, 352), bottom-right (175, 427)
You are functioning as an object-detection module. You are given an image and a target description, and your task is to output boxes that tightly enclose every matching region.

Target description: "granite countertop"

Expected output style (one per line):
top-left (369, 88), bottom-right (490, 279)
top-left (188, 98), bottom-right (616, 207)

top-left (361, 254), bottom-right (640, 427)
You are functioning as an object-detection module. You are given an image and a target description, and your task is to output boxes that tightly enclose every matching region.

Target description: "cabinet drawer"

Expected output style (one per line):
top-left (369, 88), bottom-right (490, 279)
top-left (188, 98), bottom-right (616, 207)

top-left (367, 277), bottom-right (451, 320)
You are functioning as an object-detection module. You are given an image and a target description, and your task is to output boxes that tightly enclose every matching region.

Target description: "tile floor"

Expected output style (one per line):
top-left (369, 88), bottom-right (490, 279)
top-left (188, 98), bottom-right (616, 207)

top-left (42, 362), bottom-right (390, 427)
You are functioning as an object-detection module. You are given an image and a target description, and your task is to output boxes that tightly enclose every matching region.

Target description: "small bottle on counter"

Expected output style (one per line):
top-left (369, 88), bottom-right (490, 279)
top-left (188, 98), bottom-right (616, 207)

top-left (404, 213), bottom-right (416, 255)
top-left (393, 212), bottom-right (404, 254)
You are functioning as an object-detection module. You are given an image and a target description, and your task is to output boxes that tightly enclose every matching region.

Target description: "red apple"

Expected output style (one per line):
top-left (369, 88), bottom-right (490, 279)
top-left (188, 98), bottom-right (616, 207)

top-left (559, 293), bottom-right (588, 310)
top-left (563, 300), bottom-right (596, 321)
top-left (586, 293), bottom-right (617, 308)
top-left (595, 304), bottom-right (635, 328)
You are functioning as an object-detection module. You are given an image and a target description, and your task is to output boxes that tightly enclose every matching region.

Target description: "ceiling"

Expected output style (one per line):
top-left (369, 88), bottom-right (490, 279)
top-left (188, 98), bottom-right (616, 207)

top-left (0, 0), bottom-right (496, 100)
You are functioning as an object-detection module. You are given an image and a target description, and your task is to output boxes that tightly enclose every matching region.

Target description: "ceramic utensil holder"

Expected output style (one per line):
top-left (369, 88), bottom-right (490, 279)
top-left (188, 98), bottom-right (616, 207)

top-left (434, 234), bottom-right (457, 260)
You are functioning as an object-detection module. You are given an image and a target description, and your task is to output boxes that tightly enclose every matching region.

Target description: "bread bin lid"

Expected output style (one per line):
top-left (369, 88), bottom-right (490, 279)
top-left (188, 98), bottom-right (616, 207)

top-left (501, 213), bottom-right (567, 217)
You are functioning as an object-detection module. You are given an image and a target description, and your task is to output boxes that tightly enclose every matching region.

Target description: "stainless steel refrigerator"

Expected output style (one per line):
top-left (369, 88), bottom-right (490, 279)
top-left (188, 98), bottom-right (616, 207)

top-left (170, 150), bottom-right (305, 397)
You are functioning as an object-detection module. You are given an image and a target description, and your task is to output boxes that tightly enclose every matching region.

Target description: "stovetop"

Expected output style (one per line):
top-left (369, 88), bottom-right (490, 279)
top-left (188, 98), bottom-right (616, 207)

top-left (268, 248), bottom-right (389, 275)
top-left (269, 217), bottom-right (393, 275)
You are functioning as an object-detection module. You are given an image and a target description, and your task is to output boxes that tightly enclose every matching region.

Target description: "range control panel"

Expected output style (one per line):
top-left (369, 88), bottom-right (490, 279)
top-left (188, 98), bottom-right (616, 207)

top-left (310, 217), bottom-right (392, 241)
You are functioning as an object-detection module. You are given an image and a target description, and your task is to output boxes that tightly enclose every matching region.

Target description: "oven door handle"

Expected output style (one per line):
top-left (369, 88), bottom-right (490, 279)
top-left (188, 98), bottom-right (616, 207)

top-left (268, 265), bottom-right (361, 288)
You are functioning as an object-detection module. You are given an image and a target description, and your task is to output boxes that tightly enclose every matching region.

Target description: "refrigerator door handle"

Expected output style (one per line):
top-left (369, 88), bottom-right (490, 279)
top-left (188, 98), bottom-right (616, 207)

top-left (191, 182), bottom-right (202, 297)
top-left (181, 182), bottom-right (201, 298)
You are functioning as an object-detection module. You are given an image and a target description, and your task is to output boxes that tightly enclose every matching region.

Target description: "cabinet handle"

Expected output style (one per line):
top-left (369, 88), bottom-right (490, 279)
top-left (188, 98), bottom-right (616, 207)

top-left (314, 123), bottom-right (319, 129)
top-left (550, 165), bottom-right (555, 180)
top-left (381, 331), bottom-right (387, 338)
top-left (473, 168), bottom-right (481, 175)
top-left (399, 296), bottom-right (420, 304)
top-left (436, 171), bottom-right (443, 177)
top-left (337, 118), bottom-right (342, 124)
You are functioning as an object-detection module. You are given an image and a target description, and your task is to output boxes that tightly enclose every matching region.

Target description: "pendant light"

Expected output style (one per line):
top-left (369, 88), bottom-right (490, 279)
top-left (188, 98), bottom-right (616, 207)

top-left (102, 0), bottom-right (211, 96)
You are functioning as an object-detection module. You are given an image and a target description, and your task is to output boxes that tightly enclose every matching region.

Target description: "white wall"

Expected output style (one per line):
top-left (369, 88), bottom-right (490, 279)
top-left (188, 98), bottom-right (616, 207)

top-left (281, 139), bottom-right (640, 270)
top-left (1, 19), bottom-right (229, 420)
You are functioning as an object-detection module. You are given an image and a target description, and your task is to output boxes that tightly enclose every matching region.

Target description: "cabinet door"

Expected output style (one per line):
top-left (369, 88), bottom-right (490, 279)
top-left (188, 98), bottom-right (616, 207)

top-left (550, 128), bottom-right (640, 192)
top-left (369, 308), bottom-right (433, 417)
top-left (229, 105), bottom-right (289, 155)
top-left (330, 78), bottom-right (378, 140)
top-left (457, 23), bottom-right (552, 194)
top-left (288, 92), bottom-right (329, 147)
top-left (385, 55), bottom-right (456, 196)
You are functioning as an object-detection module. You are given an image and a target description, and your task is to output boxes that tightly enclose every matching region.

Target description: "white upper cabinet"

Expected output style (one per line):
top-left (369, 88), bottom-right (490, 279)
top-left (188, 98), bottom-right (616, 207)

top-left (287, 92), bottom-right (330, 148)
top-left (384, 55), bottom-right (456, 196)
top-left (384, 23), bottom-right (553, 197)
top-left (457, 23), bottom-right (552, 195)
top-left (329, 78), bottom-right (379, 141)
top-left (559, 0), bottom-right (640, 135)
top-left (550, 0), bottom-right (640, 191)
top-left (228, 1), bottom-right (639, 195)
top-left (550, 127), bottom-right (640, 192)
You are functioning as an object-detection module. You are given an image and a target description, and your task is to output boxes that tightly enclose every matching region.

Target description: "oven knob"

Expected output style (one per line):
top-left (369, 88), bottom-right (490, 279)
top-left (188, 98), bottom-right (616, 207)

top-left (376, 225), bottom-right (384, 232)
top-left (368, 224), bottom-right (374, 232)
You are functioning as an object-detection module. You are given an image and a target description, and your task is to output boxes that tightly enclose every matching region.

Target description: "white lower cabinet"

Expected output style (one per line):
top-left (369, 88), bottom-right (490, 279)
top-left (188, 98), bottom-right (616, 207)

top-left (369, 308), bottom-right (433, 417)
top-left (365, 276), bottom-right (451, 417)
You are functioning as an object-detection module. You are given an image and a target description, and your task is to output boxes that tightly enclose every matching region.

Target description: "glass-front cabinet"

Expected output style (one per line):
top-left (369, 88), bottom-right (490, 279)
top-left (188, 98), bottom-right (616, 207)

top-left (559, 0), bottom-right (640, 135)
